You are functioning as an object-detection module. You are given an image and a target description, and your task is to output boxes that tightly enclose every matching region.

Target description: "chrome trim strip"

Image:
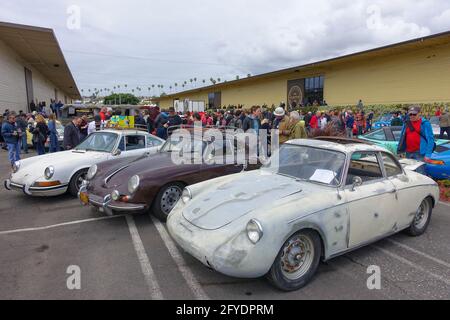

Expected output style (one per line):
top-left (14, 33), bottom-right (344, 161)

top-left (103, 165), bottom-right (130, 185)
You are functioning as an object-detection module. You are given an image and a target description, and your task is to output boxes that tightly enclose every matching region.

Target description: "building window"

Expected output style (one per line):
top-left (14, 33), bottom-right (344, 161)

top-left (304, 75), bottom-right (324, 106)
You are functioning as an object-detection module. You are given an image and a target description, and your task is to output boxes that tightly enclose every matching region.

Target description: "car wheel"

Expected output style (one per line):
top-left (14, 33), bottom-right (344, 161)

top-left (151, 182), bottom-right (184, 222)
top-left (68, 169), bottom-right (88, 197)
top-left (267, 230), bottom-right (321, 291)
top-left (405, 197), bottom-right (432, 236)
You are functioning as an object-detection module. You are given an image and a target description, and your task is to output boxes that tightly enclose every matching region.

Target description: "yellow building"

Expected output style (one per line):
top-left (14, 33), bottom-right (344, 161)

top-left (0, 22), bottom-right (80, 113)
top-left (155, 31), bottom-right (450, 110)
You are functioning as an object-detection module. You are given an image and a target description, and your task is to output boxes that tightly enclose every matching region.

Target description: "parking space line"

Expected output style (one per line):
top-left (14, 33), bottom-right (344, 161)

top-left (386, 239), bottom-right (450, 269)
top-left (126, 215), bottom-right (163, 300)
top-left (372, 245), bottom-right (450, 286)
top-left (0, 215), bottom-right (125, 235)
top-left (150, 215), bottom-right (210, 300)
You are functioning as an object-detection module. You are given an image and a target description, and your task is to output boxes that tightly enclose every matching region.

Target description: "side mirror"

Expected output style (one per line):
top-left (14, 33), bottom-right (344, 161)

top-left (351, 176), bottom-right (363, 191)
top-left (112, 149), bottom-right (122, 156)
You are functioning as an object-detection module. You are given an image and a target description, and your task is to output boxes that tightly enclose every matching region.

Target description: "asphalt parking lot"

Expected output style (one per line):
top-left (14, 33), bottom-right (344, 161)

top-left (0, 150), bottom-right (449, 300)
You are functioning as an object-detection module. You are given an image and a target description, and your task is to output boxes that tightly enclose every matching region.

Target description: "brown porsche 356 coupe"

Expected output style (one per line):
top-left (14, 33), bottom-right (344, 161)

top-left (79, 128), bottom-right (259, 221)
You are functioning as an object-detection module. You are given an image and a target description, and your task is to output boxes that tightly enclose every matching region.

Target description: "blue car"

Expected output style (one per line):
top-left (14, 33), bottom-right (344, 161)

top-left (425, 143), bottom-right (450, 180)
top-left (373, 113), bottom-right (394, 129)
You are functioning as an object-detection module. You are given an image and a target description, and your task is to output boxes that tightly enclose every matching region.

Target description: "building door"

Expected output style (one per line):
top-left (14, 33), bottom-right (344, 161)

top-left (24, 67), bottom-right (34, 112)
top-left (208, 92), bottom-right (222, 109)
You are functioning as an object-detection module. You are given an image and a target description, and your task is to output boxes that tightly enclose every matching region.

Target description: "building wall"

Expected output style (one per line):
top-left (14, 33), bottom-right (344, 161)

top-left (0, 39), bottom-right (72, 113)
top-left (157, 41), bottom-right (450, 109)
top-left (324, 42), bottom-right (450, 105)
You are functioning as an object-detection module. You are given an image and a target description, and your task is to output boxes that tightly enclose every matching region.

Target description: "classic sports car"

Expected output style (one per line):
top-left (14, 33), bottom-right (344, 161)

top-left (373, 113), bottom-right (393, 129)
top-left (358, 126), bottom-right (448, 155)
top-left (167, 139), bottom-right (439, 291)
top-left (4, 130), bottom-right (164, 197)
top-left (424, 142), bottom-right (450, 180)
top-left (79, 129), bottom-right (259, 220)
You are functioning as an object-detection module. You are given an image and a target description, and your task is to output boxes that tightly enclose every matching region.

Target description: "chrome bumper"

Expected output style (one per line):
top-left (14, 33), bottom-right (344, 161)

top-left (4, 179), bottom-right (68, 196)
top-left (79, 185), bottom-right (146, 215)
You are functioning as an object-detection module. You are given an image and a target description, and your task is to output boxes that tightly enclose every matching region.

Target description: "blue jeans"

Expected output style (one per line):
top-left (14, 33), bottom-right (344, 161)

top-left (406, 152), bottom-right (425, 174)
top-left (35, 141), bottom-right (46, 155)
top-left (49, 134), bottom-right (59, 153)
top-left (7, 142), bottom-right (21, 165)
top-left (21, 134), bottom-right (28, 153)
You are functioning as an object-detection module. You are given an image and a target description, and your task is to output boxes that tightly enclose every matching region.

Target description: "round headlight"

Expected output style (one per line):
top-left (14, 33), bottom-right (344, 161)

top-left (86, 164), bottom-right (97, 180)
top-left (12, 161), bottom-right (20, 173)
top-left (111, 190), bottom-right (120, 201)
top-left (44, 166), bottom-right (55, 180)
top-left (181, 187), bottom-right (192, 204)
top-left (128, 175), bottom-right (140, 194)
top-left (246, 219), bottom-right (263, 244)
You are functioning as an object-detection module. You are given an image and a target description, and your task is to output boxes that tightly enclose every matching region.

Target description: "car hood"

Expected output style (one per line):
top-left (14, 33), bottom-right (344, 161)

top-left (18, 150), bottom-right (105, 172)
top-left (182, 171), bottom-right (303, 230)
top-left (104, 151), bottom-right (183, 188)
top-left (12, 150), bottom-right (108, 183)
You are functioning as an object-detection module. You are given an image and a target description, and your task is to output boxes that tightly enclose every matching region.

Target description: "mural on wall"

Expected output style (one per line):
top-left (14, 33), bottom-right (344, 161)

top-left (287, 79), bottom-right (304, 109)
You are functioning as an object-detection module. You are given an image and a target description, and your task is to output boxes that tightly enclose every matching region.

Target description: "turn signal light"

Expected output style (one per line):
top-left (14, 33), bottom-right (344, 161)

top-left (35, 181), bottom-right (62, 187)
top-left (424, 158), bottom-right (445, 165)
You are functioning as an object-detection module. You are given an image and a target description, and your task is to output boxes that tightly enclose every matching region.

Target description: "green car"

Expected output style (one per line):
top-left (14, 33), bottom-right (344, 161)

top-left (358, 126), bottom-right (449, 155)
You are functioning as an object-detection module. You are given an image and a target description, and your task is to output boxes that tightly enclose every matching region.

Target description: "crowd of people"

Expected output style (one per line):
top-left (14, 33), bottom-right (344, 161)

top-left (2, 101), bottom-right (449, 169)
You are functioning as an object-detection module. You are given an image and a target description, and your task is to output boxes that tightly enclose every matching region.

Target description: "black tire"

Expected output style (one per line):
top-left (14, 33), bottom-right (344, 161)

top-left (68, 169), bottom-right (88, 197)
top-left (267, 229), bottom-right (322, 291)
top-left (404, 197), bottom-right (433, 237)
top-left (151, 182), bottom-right (185, 222)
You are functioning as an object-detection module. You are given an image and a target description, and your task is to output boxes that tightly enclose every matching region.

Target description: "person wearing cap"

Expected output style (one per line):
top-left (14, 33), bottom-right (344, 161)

top-left (273, 107), bottom-right (290, 144)
top-left (397, 105), bottom-right (435, 162)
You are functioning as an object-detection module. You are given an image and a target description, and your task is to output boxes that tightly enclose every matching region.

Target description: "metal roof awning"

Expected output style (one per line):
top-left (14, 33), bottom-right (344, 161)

top-left (0, 21), bottom-right (81, 99)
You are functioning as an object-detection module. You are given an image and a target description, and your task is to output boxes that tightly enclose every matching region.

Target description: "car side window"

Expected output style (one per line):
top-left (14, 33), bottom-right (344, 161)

top-left (126, 135), bottom-right (146, 151)
top-left (365, 130), bottom-right (386, 141)
top-left (147, 136), bottom-right (163, 148)
top-left (118, 136), bottom-right (125, 151)
top-left (392, 129), bottom-right (402, 141)
top-left (346, 152), bottom-right (384, 185)
top-left (381, 153), bottom-right (403, 177)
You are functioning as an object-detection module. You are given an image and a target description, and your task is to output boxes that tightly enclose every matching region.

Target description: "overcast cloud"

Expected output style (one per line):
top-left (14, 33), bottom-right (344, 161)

top-left (1, 0), bottom-right (449, 95)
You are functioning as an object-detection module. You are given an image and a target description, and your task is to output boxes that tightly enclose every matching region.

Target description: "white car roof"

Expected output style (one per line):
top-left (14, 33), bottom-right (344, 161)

top-left (286, 139), bottom-right (389, 155)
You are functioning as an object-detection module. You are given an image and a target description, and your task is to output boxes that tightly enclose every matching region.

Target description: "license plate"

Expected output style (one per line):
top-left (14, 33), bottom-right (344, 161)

top-left (79, 192), bottom-right (89, 205)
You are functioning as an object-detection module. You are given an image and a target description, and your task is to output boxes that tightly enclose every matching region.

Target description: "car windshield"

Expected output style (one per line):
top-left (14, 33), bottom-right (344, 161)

top-left (160, 135), bottom-right (206, 154)
top-left (263, 144), bottom-right (346, 186)
top-left (75, 132), bottom-right (118, 152)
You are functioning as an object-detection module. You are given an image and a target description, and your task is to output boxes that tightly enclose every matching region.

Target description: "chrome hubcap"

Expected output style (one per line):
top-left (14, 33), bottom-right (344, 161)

top-left (160, 186), bottom-right (182, 215)
top-left (414, 200), bottom-right (429, 229)
top-left (280, 235), bottom-right (314, 280)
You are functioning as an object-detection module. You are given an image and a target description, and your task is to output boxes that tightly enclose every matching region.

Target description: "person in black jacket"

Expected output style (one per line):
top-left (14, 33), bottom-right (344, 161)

top-left (64, 117), bottom-right (82, 150)
top-left (31, 114), bottom-right (49, 155)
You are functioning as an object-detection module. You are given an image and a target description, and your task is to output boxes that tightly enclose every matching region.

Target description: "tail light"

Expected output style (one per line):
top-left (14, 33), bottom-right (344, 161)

top-left (425, 158), bottom-right (445, 165)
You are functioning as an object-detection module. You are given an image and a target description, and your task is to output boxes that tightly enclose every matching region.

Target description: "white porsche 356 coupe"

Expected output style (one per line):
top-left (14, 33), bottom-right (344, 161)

top-left (4, 129), bottom-right (164, 197)
top-left (167, 139), bottom-right (439, 291)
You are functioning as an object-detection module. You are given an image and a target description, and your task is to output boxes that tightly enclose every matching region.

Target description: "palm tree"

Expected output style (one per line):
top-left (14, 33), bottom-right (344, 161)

top-left (217, 78), bottom-right (221, 83)
top-left (236, 76), bottom-right (240, 80)
top-left (247, 74), bottom-right (251, 78)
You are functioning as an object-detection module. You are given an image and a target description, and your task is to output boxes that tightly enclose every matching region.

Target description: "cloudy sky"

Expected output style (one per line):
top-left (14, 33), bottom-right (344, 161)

top-left (1, 0), bottom-right (449, 96)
